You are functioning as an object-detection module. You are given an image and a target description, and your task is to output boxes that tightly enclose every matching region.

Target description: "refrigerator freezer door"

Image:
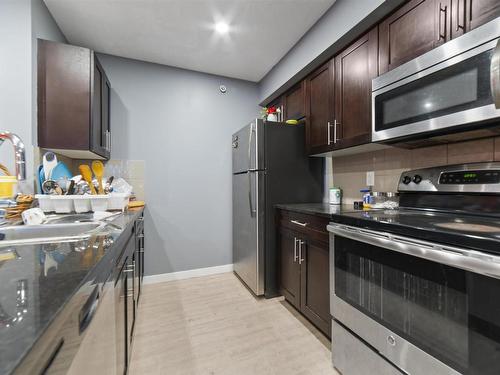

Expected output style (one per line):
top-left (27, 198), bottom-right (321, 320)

top-left (232, 171), bottom-right (265, 295)
top-left (232, 119), bottom-right (264, 174)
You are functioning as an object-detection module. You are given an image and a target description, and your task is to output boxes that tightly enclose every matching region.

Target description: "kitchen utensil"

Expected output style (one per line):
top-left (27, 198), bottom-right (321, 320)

top-left (42, 152), bottom-right (58, 181)
top-left (42, 180), bottom-right (60, 195)
top-left (91, 161), bottom-right (105, 194)
top-left (105, 176), bottom-right (114, 194)
top-left (50, 162), bottom-right (72, 181)
top-left (66, 180), bottom-right (75, 195)
top-left (75, 180), bottom-right (91, 195)
top-left (79, 165), bottom-right (97, 195)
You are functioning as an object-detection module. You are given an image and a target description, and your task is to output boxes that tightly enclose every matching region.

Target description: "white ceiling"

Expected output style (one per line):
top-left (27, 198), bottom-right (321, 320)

top-left (43, 0), bottom-right (335, 82)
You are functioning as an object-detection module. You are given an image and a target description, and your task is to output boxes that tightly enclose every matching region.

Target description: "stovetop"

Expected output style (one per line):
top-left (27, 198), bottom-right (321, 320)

top-left (330, 208), bottom-right (500, 255)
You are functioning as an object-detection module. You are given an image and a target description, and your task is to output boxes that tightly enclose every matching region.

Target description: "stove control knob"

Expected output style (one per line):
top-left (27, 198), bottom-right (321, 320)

top-left (413, 175), bottom-right (423, 184)
top-left (402, 176), bottom-right (412, 185)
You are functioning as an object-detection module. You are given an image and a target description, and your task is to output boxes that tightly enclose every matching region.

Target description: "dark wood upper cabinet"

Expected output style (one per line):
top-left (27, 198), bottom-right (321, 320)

top-left (334, 27), bottom-right (378, 149)
top-left (284, 81), bottom-right (306, 121)
top-left (38, 39), bottom-right (111, 159)
top-left (379, 0), bottom-right (449, 74)
top-left (466, 0), bottom-right (500, 32)
top-left (305, 62), bottom-right (334, 155)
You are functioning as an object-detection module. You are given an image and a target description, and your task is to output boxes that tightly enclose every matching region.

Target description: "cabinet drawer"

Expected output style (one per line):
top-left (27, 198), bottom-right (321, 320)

top-left (279, 210), bottom-right (329, 244)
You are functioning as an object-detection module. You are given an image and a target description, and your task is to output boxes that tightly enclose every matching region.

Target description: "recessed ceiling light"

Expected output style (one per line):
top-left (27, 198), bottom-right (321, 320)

top-left (215, 22), bottom-right (229, 34)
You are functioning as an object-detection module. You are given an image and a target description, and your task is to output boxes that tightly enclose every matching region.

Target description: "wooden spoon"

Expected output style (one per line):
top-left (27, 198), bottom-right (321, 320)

top-left (79, 164), bottom-right (97, 195)
top-left (91, 161), bottom-right (105, 194)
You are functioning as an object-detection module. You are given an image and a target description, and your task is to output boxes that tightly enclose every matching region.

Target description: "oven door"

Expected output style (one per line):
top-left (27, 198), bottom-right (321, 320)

top-left (328, 223), bottom-right (500, 375)
top-left (372, 19), bottom-right (500, 144)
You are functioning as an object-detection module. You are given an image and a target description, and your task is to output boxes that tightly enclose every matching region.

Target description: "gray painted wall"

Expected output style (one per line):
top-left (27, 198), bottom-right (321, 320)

top-left (0, 0), bottom-right (65, 186)
top-left (259, 0), bottom-right (385, 102)
top-left (97, 54), bottom-right (260, 276)
top-left (0, 0), bottom-right (32, 180)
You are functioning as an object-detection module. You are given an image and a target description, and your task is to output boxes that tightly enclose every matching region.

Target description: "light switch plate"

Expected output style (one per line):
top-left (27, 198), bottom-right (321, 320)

top-left (366, 171), bottom-right (375, 186)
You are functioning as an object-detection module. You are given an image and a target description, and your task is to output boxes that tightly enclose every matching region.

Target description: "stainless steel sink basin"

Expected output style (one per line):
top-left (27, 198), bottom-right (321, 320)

top-left (0, 222), bottom-right (104, 246)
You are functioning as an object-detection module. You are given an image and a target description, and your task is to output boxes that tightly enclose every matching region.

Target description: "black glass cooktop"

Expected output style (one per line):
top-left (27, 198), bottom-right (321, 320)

top-left (331, 209), bottom-right (500, 255)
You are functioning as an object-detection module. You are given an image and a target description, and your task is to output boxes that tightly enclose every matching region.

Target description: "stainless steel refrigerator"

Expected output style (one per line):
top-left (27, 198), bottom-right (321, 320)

top-left (232, 119), bottom-right (323, 297)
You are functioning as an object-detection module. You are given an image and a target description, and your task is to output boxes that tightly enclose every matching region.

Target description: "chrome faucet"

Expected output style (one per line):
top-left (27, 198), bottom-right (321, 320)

top-left (0, 132), bottom-right (26, 181)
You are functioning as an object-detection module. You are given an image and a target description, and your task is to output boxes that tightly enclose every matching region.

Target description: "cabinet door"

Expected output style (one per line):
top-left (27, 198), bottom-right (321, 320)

top-left (38, 40), bottom-right (91, 150)
top-left (284, 81), bottom-right (306, 121)
top-left (334, 28), bottom-right (377, 149)
top-left (379, 0), bottom-right (450, 74)
top-left (467, 0), bottom-right (500, 32)
top-left (90, 56), bottom-right (110, 158)
top-left (299, 237), bottom-right (331, 337)
top-left (279, 228), bottom-right (301, 309)
top-left (305, 62), bottom-right (334, 155)
top-left (115, 260), bottom-right (127, 375)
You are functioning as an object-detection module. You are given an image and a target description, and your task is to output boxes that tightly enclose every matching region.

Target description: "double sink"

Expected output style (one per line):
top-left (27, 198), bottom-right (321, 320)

top-left (0, 214), bottom-right (119, 246)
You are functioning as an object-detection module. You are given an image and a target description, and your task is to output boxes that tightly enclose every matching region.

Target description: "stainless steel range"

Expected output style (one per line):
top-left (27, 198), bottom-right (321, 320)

top-left (328, 162), bottom-right (500, 375)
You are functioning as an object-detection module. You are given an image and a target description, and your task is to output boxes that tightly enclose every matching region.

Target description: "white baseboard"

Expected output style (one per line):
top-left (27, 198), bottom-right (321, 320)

top-left (143, 264), bottom-right (234, 285)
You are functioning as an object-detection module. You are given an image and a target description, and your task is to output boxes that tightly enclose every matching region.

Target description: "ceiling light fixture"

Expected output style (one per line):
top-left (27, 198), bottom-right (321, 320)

top-left (215, 22), bottom-right (229, 34)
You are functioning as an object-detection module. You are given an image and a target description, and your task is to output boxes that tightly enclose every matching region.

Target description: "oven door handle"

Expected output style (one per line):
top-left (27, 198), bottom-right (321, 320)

top-left (328, 223), bottom-right (500, 279)
top-left (492, 38), bottom-right (500, 109)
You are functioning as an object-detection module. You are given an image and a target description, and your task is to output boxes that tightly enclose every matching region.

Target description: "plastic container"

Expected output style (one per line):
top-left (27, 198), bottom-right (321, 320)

top-left (0, 176), bottom-right (17, 198)
top-left (329, 187), bottom-right (342, 205)
top-left (51, 196), bottom-right (75, 213)
top-left (73, 195), bottom-right (92, 213)
top-left (90, 195), bottom-right (109, 212)
top-left (108, 193), bottom-right (130, 211)
top-left (35, 194), bottom-right (54, 213)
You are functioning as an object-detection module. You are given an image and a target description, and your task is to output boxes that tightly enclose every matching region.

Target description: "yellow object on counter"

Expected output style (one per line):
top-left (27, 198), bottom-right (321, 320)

top-left (128, 200), bottom-right (145, 209)
top-left (285, 119), bottom-right (299, 125)
top-left (0, 176), bottom-right (17, 198)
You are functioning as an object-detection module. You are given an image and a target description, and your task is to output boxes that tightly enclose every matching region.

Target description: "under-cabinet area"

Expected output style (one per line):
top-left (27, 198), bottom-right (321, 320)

top-left (2, 0), bottom-right (500, 374)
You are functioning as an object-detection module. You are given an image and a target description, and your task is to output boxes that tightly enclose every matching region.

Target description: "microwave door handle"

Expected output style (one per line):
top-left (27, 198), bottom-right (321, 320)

top-left (491, 38), bottom-right (500, 109)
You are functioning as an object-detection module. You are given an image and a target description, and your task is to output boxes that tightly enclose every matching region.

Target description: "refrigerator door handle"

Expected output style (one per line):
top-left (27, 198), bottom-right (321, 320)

top-left (248, 172), bottom-right (256, 216)
top-left (248, 122), bottom-right (255, 171)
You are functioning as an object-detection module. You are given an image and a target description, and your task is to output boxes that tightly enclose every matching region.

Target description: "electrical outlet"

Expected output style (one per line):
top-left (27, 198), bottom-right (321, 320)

top-left (366, 171), bottom-right (375, 186)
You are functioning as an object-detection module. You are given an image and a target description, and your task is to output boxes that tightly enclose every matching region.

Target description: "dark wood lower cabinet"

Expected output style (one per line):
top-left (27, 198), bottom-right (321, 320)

top-left (300, 237), bottom-right (331, 335)
top-left (279, 228), bottom-right (301, 309)
top-left (278, 210), bottom-right (331, 338)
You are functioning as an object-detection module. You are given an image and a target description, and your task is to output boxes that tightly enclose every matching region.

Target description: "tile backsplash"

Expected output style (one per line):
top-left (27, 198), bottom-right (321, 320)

top-left (331, 136), bottom-right (500, 204)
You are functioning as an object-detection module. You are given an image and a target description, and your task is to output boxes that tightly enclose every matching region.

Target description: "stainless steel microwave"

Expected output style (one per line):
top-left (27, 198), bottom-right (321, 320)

top-left (372, 18), bottom-right (500, 146)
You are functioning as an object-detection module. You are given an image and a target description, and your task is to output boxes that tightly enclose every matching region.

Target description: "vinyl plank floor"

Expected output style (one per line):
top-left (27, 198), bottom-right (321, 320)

top-left (129, 272), bottom-right (339, 375)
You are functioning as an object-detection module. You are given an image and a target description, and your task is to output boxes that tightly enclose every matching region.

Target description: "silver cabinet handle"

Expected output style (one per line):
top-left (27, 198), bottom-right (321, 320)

top-left (124, 263), bottom-right (135, 273)
top-left (491, 38), bottom-right (500, 109)
top-left (137, 234), bottom-right (144, 239)
top-left (290, 220), bottom-right (307, 227)
top-left (333, 119), bottom-right (339, 144)
top-left (298, 240), bottom-right (306, 265)
top-left (327, 121), bottom-right (332, 145)
top-left (455, 0), bottom-right (465, 31)
top-left (293, 237), bottom-right (298, 262)
top-left (438, 4), bottom-right (448, 41)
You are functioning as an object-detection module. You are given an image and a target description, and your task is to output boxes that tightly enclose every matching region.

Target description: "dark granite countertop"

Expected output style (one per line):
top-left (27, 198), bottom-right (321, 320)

top-left (0, 208), bottom-right (144, 375)
top-left (275, 203), bottom-right (361, 218)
